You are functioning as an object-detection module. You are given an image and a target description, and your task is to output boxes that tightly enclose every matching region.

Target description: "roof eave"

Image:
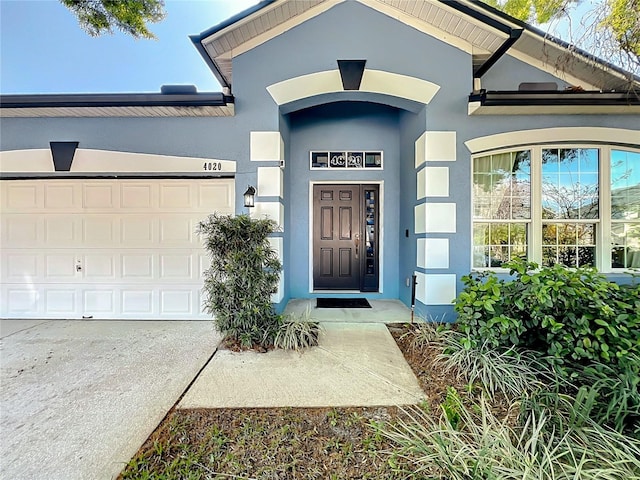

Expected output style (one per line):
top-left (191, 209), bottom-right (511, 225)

top-left (468, 89), bottom-right (640, 114)
top-left (465, 0), bottom-right (640, 87)
top-left (190, 0), bottom-right (278, 89)
top-left (0, 92), bottom-right (234, 109)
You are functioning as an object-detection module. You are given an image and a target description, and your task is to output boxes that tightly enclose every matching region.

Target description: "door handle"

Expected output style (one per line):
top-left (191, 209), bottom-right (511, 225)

top-left (354, 233), bottom-right (359, 258)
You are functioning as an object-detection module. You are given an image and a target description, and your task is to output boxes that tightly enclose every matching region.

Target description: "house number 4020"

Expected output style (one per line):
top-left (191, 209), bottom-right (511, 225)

top-left (203, 162), bottom-right (222, 171)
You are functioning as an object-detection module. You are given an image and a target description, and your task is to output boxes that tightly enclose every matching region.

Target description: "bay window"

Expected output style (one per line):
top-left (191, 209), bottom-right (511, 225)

top-left (472, 146), bottom-right (640, 271)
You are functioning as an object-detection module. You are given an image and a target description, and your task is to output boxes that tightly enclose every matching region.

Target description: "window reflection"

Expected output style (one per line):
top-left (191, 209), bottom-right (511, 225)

top-left (611, 150), bottom-right (640, 268)
top-left (542, 148), bottom-right (599, 220)
top-left (472, 150), bottom-right (530, 267)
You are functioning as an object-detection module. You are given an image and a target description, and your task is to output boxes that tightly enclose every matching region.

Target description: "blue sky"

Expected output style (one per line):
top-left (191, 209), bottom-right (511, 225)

top-left (0, 0), bottom-right (258, 94)
top-left (0, 0), bottom-right (606, 95)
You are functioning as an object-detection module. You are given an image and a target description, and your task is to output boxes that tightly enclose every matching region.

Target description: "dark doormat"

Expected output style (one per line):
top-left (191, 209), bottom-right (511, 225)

top-left (316, 298), bottom-right (371, 308)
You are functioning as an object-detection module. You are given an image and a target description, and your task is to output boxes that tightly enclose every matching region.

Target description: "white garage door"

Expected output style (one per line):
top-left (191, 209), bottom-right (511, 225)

top-left (0, 178), bottom-right (234, 319)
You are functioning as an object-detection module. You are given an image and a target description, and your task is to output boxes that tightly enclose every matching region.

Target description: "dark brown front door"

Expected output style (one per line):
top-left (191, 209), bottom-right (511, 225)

top-left (313, 184), bottom-right (379, 291)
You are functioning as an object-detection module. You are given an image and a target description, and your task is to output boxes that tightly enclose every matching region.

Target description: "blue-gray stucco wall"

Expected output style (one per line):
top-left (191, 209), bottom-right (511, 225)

top-left (1, 0), bottom-right (637, 316)
top-left (286, 101), bottom-right (401, 299)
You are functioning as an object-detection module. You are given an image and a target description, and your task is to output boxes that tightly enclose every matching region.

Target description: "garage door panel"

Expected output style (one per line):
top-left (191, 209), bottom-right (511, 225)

top-left (198, 183), bottom-right (234, 211)
top-left (82, 216), bottom-right (117, 245)
top-left (84, 253), bottom-right (117, 280)
top-left (44, 216), bottom-right (79, 245)
top-left (45, 254), bottom-right (77, 279)
top-left (121, 254), bottom-right (154, 279)
top-left (45, 183), bottom-right (79, 209)
top-left (5, 252), bottom-right (39, 281)
top-left (84, 183), bottom-right (118, 209)
top-left (160, 290), bottom-right (193, 315)
top-left (159, 253), bottom-right (193, 279)
top-left (4, 288), bottom-right (41, 315)
top-left (1, 178), bottom-right (234, 319)
top-left (83, 289), bottom-right (116, 316)
top-left (159, 216), bottom-right (194, 244)
top-left (159, 183), bottom-right (193, 209)
top-left (3, 183), bottom-right (42, 210)
top-left (120, 216), bottom-right (156, 245)
top-left (46, 290), bottom-right (78, 314)
top-left (120, 183), bottom-right (154, 209)
top-left (4, 215), bottom-right (40, 246)
top-left (122, 290), bottom-right (154, 315)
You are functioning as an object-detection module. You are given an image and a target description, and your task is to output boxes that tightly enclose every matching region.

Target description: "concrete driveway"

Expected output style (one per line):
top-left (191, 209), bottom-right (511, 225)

top-left (0, 320), bottom-right (221, 480)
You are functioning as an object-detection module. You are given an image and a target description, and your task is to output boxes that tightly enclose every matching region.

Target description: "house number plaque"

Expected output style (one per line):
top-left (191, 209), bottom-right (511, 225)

top-left (310, 151), bottom-right (383, 170)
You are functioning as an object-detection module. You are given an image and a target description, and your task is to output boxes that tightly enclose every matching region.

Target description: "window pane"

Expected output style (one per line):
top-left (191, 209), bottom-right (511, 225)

top-left (542, 223), bottom-right (596, 268)
top-left (611, 150), bottom-right (640, 220)
top-left (611, 223), bottom-right (640, 268)
top-left (542, 148), bottom-right (599, 220)
top-left (472, 222), bottom-right (528, 268)
top-left (473, 151), bottom-right (531, 221)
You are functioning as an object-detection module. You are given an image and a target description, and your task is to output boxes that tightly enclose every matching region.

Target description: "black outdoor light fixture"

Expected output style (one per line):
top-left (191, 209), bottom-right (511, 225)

top-left (243, 185), bottom-right (256, 208)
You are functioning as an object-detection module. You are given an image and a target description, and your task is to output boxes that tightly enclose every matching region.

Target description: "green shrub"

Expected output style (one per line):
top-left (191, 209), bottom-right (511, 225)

top-left (198, 214), bottom-right (281, 347)
top-left (454, 258), bottom-right (640, 372)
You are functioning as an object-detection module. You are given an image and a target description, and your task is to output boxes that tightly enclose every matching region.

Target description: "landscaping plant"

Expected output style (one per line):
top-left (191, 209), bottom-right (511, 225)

top-left (454, 258), bottom-right (640, 370)
top-left (453, 258), bottom-right (640, 434)
top-left (274, 307), bottom-right (321, 351)
top-left (198, 214), bottom-right (282, 347)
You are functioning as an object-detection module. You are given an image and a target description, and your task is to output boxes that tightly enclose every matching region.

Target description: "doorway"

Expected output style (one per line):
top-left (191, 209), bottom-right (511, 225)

top-left (312, 184), bottom-right (379, 291)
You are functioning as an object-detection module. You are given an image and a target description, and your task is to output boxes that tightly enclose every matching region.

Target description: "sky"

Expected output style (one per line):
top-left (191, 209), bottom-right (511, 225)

top-left (0, 0), bottom-right (258, 94)
top-left (0, 0), bottom-right (610, 95)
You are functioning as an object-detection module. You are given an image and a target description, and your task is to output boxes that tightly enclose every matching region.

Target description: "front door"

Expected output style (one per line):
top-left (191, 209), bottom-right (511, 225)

top-left (313, 184), bottom-right (379, 291)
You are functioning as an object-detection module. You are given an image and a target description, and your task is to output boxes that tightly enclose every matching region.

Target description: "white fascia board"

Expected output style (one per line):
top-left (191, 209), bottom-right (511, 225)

top-left (465, 127), bottom-right (640, 154)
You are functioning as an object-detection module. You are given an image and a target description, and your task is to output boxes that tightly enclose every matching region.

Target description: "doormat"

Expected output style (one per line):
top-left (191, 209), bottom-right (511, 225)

top-left (316, 298), bottom-right (371, 308)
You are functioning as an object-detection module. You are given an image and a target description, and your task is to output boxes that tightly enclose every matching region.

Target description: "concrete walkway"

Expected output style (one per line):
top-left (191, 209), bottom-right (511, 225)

top-left (179, 322), bottom-right (425, 409)
top-left (0, 320), bottom-right (221, 480)
top-left (1, 316), bottom-right (425, 480)
top-left (284, 298), bottom-right (413, 323)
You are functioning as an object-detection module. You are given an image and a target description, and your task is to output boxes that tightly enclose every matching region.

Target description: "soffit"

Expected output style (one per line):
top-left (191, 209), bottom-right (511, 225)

top-left (0, 105), bottom-right (234, 118)
top-left (196, 0), bottom-right (638, 92)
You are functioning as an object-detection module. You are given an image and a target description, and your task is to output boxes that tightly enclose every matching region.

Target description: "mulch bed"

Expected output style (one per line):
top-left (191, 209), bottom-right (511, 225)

top-left (118, 323), bottom-right (462, 480)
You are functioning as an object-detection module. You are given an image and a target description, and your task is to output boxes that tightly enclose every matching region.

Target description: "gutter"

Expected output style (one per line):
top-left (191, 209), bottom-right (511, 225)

top-left (0, 92), bottom-right (234, 109)
top-left (438, 0), bottom-right (523, 81)
top-left (474, 28), bottom-right (523, 78)
top-left (470, 89), bottom-right (640, 106)
top-left (189, 0), bottom-right (277, 91)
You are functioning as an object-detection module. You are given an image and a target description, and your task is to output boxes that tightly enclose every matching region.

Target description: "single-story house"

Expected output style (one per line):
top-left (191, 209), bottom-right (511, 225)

top-left (1, 0), bottom-right (638, 320)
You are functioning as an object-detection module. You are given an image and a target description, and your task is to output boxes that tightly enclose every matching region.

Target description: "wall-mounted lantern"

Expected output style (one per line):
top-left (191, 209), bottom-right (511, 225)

top-left (243, 185), bottom-right (256, 208)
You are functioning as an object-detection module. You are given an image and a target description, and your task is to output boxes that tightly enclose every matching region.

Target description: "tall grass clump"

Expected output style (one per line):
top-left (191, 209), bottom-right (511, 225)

top-left (437, 334), bottom-right (548, 398)
top-left (378, 395), bottom-right (640, 480)
top-left (274, 307), bottom-right (321, 351)
top-left (399, 318), bottom-right (454, 352)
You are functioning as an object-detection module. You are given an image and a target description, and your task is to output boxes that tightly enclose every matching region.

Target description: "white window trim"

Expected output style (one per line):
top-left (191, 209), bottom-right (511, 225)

top-left (471, 144), bottom-right (640, 273)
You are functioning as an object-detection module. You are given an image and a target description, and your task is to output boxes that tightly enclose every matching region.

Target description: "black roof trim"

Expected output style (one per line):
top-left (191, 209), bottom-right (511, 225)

top-left (190, 0), bottom-right (277, 88)
top-left (461, 0), bottom-right (640, 85)
top-left (438, 0), bottom-right (512, 35)
top-left (189, 35), bottom-right (232, 90)
top-left (474, 28), bottom-right (523, 78)
top-left (0, 92), bottom-right (234, 109)
top-left (469, 89), bottom-right (640, 107)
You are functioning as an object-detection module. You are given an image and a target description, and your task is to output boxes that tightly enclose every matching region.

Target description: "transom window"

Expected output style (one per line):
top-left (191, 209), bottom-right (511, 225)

top-left (310, 151), bottom-right (383, 169)
top-left (472, 146), bottom-right (640, 271)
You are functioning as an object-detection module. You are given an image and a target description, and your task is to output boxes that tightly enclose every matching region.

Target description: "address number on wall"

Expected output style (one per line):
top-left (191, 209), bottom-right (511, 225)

top-left (203, 162), bottom-right (223, 171)
top-left (310, 151), bottom-right (383, 170)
